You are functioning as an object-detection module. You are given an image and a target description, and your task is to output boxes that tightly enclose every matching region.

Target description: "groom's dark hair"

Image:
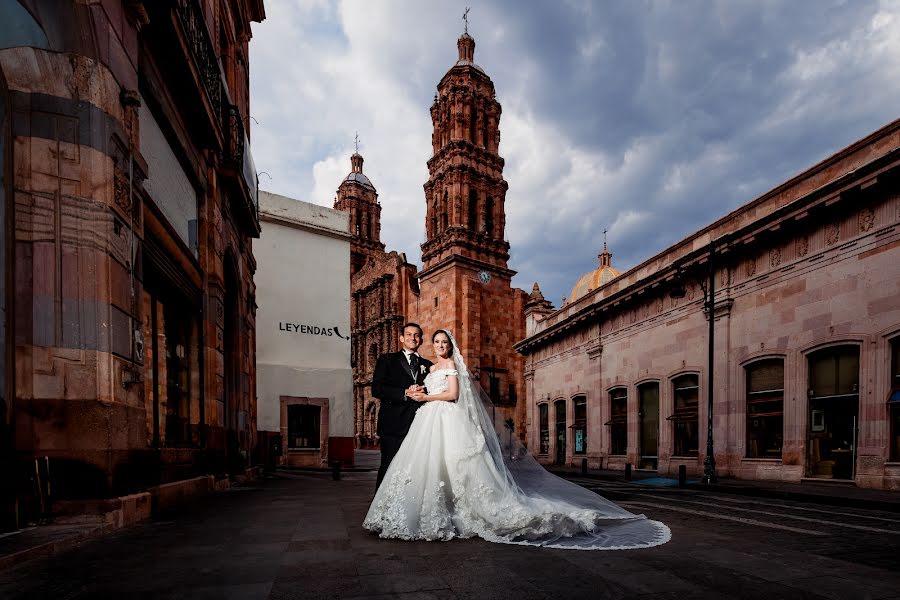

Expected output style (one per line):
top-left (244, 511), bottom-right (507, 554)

top-left (432, 330), bottom-right (454, 357)
top-left (402, 322), bottom-right (423, 336)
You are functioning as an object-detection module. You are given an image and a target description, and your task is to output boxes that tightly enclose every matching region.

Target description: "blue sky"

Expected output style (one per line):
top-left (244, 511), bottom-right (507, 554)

top-left (249, 0), bottom-right (900, 306)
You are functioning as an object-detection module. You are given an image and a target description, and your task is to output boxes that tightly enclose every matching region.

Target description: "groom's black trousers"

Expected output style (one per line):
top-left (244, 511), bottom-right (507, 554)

top-left (377, 435), bottom-right (405, 488)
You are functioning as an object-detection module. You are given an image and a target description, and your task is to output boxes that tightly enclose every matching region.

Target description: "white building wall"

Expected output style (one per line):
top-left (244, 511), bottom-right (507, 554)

top-left (255, 191), bottom-right (352, 441)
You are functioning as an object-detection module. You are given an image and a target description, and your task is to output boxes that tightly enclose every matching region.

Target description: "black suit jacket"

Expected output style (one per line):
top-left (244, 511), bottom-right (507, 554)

top-left (372, 351), bottom-right (433, 437)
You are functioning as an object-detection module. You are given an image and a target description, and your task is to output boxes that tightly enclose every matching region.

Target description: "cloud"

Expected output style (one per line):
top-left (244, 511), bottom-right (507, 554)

top-left (250, 0), bottom-right (900, 306)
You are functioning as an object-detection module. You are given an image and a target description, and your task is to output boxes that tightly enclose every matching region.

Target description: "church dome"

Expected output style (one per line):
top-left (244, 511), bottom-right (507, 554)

top-left (342, 152), bottom-right (375, 190)
top-left (569, 241), bottom-right (620, 302)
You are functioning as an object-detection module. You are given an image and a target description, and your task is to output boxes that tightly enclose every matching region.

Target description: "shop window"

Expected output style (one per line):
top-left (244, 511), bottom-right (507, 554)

top-left (669, 374), bottom-right (699, 457)
top-left (288, 404), bottom-right (320, 449)
top-left (606, 388), bottom-right (627, 456)
top-left (554, 400), bottom-right (566, 464)
top-left (572, 396), bottom-right (587, 455)
top-left (638, 382), bottom-right (659, 470)
top-left (746, 359), bottom-right (784, 458)
top-left (807, 346), bottom-right (859, 480)
top-left (890, 338), bottom-right (900, 461)
top-left (538, 404), bottom-right (549, 455)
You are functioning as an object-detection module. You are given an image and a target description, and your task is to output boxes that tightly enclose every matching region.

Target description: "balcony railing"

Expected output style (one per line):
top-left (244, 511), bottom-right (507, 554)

top-left (175, 0), bottom-right (223, 122)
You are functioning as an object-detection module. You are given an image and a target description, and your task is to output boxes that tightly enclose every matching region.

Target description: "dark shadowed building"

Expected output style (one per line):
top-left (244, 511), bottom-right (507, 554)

top-left (0, 0), bottom-right (265, 531)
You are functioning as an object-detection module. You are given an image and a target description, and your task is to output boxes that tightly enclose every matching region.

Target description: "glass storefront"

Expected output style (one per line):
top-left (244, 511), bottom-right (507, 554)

top-left (807, 346), bottom-right (859, 480)
top-left (554, 400), bottom-right (566, 465)
top-left (746, 359), bottom-right (784, 458)
top-left (572, 396), bottom-right (587, 455)
top-left (607, 388), bottom-right (627, 456)
top-left (670, 374), bottom-right (699, 457)
top-left (638, 382), bottom-right (659, 470)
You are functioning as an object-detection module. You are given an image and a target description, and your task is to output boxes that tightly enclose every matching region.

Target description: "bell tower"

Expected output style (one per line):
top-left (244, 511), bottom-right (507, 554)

top-left (421, 30), bottom-right (509, 270)
top-left (413, 24), bottom-right (526, 417)
top-left (333, 148), bottom-right (384, 276)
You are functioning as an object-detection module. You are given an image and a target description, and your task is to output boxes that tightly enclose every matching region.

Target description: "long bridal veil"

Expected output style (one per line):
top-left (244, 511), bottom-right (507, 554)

top-left (444, 330), bottom-right (671, 550)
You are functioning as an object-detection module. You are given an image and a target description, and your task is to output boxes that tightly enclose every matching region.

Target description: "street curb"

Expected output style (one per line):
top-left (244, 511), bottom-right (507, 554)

top-left (0, 469), bottom-right (266, 572)
top-left (686, 482), bottom-right (900, 513)
top-left (0, 524), bottom-right (112, 571)
top-left (551, 469), bottom-right (900, 513)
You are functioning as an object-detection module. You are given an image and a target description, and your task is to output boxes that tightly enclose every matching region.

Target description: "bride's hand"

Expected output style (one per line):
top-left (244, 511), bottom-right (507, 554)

top-left (409, 391), bottom-right (427, 401)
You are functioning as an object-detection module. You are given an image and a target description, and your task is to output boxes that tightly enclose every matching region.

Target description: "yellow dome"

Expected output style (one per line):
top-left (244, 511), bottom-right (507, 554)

top-left (569, 242), bottom-right (620, 303)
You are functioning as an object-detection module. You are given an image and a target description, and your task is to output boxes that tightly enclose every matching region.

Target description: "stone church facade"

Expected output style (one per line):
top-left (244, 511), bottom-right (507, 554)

top-left (338, 31), bottom-right (528, 447)
top-left (2, 0), bottom-right (265, 530)
top-left (516, 119), bottom-right (900, 490)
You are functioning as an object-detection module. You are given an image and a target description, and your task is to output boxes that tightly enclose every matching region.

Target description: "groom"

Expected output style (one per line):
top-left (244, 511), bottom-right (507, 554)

top-left (372, 322), bottom-right (433, 487)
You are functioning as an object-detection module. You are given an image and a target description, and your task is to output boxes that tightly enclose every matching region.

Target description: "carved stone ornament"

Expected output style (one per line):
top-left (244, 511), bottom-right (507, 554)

top-left (858, 208), bottom-right (875, 233)
top-left (114, 164), bottom-right (130, 213)
top-left (825, 223), bottom-right (840, 246)
top-left (770, 248), bottom-right (782, 268)
top-left (796, 236), bottom-right (809, 257)
top-left (746, 258), bottom-right (757, 277)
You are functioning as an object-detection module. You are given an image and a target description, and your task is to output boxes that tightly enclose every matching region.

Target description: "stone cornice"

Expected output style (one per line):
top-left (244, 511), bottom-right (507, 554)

top-left (417, 253), bottom-right (517, 281)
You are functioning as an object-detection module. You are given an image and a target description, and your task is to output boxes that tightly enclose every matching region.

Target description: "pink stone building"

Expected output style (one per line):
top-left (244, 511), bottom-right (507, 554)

top-left (0, 1), bottom-right (266, 531)
top-left (516, 119), bottom-right (900, 490)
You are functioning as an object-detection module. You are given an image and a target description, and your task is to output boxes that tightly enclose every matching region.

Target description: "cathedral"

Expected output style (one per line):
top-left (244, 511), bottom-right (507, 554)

top-left (335, 30), bottom-right (529, 448)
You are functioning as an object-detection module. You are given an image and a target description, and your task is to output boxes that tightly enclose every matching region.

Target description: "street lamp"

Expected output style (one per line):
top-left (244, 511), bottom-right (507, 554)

top-left (669, 243), bottom-right (718, 484)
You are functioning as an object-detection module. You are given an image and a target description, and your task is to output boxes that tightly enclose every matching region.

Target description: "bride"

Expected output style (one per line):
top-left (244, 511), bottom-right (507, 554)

top-left (363, 329), bottom-right (670, 550)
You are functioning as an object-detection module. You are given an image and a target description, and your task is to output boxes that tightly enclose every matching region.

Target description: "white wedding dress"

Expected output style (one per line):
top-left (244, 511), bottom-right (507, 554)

top-left (363, 337), bottom-right (671, 550)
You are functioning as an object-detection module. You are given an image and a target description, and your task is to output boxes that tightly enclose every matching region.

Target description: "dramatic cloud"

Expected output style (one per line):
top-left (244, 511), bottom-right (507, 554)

top-left (250, 0), bottom-right (900, 306)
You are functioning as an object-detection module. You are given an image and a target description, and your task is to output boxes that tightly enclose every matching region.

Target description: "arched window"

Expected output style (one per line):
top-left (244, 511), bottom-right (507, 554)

top-left (745, 359), bottom-right (784, 458)
top-left (606, 388), bottom-right (627, 456)
top-left (638, 382), bottom-right (659, 470)
top-left (468, 189), bottom-right (478, 230)
top-left (669, 374), bottom-right (699, 457)
top-left (554, 399), bottom-right (567, 465)
top-left (484, 196), bottom-right (494, 237)
top-left (469, 108), bottom-right (476, 143)
top-left (364, 212), bottom-right (371, 239)
top-left (890, 337), bottom-right (900, 461)
top-left (482, 117), bottom-right (488, 149)
top-left (573, 396), bottom-right (587, 455)
top-left (538, 403), bottom-right (550, 455)
top-left (807, 346), bottom-right (859, 480)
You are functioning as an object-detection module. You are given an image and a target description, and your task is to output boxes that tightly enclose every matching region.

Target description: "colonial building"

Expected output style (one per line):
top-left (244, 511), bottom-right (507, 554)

top-left (1, 0), bottom-right (265, 531)
top-left (515, 119), bottom-right (900, 490)
top-left (255, 191), bottom-right (353, 468)
top-left (339, 30), bottom-right (529, 445)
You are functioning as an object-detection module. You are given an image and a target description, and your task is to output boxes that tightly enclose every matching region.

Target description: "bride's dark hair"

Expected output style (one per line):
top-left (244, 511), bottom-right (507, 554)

top-left (432, 329), bottom-right (454, 357)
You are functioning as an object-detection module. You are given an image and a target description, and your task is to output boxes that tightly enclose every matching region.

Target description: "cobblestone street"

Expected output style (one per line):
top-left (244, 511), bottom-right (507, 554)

top-left (2, 470), bottom-right (899, 599)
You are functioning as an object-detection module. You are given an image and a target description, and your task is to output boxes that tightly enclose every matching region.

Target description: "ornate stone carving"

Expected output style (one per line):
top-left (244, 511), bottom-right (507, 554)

top-left (797, 235), bottom-right (809, 257)
top-left (746, 258), bottom-right (756, 277)
top-left (770, 248), bottom-right (781, 268)
top-left (858, 208), bottom-right (875, 233)
top-left (825, 223), bottom-right (840, 246)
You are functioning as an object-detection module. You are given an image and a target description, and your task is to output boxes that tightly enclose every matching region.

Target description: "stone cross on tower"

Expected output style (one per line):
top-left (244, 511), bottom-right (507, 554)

top-left (354, 131), bottom-right (359, 153)
top-left (463, 7), bottom-right (470, 33)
